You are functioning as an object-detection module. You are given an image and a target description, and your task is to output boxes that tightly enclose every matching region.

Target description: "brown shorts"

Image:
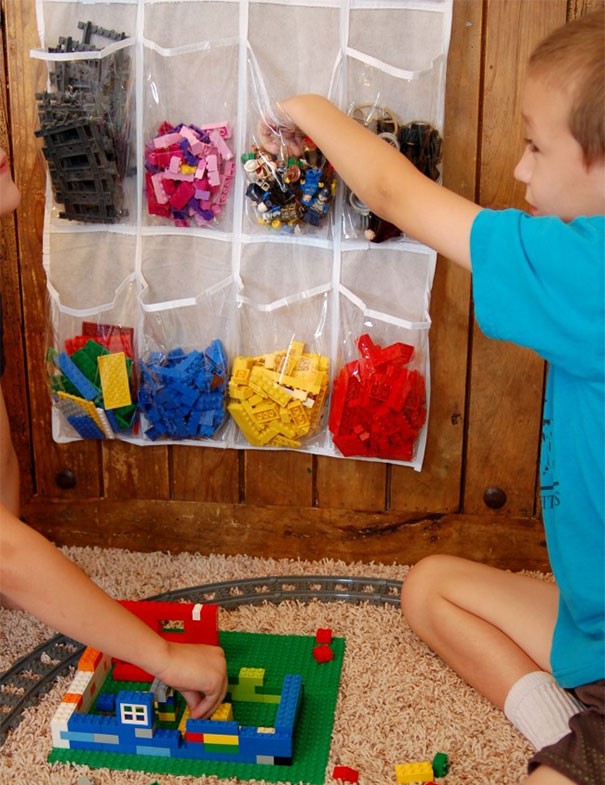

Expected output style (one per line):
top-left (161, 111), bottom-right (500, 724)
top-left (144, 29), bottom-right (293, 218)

top-left (528, 680), bottom-right (605, 785)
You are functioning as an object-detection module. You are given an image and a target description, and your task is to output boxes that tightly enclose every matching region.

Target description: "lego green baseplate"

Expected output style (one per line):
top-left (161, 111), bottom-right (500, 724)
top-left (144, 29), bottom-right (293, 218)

top-left (48, 629), bottom-right (345, 784)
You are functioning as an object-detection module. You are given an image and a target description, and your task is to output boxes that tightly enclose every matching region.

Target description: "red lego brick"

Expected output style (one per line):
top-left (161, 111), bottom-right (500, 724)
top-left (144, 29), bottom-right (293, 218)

top-left (333, 764), bottom-right (360, 783)
top-left (313, 645), bottom-right (335, 663)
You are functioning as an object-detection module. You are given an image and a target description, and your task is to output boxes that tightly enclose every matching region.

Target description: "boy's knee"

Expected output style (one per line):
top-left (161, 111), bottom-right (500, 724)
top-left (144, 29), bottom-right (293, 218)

top-left (401, 554), bottom-right (468, 630)
top-left (402, 554), bottom-right (451, 623)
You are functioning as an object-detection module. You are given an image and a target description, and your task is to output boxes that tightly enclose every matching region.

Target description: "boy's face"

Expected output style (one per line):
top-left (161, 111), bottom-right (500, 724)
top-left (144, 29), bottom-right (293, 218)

top-left (0, 146), bottom-right (21, 217)
top-left (514, 74), bottom-right (605, 221)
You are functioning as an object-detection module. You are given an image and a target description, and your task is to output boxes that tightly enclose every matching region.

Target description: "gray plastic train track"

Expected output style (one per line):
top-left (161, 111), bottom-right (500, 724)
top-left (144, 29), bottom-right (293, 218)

top-left (0, 574), bottom-right (402, 747)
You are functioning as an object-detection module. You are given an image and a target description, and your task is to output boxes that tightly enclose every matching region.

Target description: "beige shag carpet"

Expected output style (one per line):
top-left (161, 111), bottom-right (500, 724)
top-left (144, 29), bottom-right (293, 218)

top-left (0, 548), bottom-right (541, 785)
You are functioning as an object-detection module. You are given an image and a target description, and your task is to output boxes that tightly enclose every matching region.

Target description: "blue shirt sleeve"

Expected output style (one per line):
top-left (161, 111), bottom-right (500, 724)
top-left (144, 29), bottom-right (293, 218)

top-left (471, 209), bottom-right (605, 380)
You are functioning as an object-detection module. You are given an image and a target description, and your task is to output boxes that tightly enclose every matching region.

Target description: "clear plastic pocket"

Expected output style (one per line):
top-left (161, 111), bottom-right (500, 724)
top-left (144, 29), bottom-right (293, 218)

top-left (143, 41), bottom-right (239, 231)
top-left (47, 274), bottom-right (139, 442)
top-left (229, 290), bottom-right (332, 450)
top-left (332, 291), bottom-right (431, 469)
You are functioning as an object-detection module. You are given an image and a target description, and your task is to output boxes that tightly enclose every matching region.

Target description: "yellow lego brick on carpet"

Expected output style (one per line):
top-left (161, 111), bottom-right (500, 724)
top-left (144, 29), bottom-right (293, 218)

top-left (394, 760), bottom-right (434, 784)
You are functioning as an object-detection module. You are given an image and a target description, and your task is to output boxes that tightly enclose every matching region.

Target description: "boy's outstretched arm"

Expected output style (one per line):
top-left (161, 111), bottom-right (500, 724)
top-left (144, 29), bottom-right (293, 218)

top-left (0, 506), bottom-right (228, 718)
top-left (276, 95), bottom-right (481, 271)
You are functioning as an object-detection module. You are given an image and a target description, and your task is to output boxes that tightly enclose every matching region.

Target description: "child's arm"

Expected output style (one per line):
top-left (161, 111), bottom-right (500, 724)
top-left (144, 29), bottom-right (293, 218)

top-left (271, 95), bottom-right (481, 271)
top-left (0, 507), bottom-right (228, 718)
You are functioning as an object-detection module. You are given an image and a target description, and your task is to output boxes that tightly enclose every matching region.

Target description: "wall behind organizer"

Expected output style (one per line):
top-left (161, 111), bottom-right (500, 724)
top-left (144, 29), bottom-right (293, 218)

top-left (4, 0), bottom-right (573, 569)
top-left (34, 0), bottom-right (454, 472)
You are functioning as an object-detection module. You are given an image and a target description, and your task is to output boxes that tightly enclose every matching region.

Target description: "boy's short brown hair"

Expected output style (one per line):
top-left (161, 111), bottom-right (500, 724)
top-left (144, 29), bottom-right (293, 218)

top-left (528, 8), bottom-right (604, 166)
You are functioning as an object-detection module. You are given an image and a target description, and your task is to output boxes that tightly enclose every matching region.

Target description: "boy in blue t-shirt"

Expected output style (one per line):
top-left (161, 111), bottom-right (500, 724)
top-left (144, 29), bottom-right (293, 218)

top-left (265, 9), bottom-right (604, 785)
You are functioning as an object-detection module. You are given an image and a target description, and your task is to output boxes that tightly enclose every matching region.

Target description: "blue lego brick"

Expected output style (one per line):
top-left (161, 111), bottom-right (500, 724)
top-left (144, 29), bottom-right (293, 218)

top-left (67, 414), bottom-right (105, 439)
top-left (186, 719), bottom-right (239, 735)
top-left (135, 745), bottom-right (172, 757)
top-left (57, 352), bottom-right (100, 400)
top-left (69, 714), bottom-right (120, 733)
top-left (274, 675), bottom-right (303, 733)
top-left (96, 693), bottom-right (116, 714)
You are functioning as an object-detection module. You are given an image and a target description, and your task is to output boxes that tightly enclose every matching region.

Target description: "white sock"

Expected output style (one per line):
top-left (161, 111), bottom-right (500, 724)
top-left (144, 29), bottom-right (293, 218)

top-left (503, 671), bottom-right (585, 750)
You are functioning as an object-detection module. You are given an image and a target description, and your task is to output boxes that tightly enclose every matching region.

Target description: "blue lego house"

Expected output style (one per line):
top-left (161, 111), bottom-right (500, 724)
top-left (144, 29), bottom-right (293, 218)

top-left (50, 602), bottom-right (304, 765)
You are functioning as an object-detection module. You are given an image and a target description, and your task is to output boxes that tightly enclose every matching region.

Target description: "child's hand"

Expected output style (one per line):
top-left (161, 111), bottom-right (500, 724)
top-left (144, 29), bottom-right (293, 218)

top-left (155, 642), bottom-right (228, 719)
top-left (257, 102), bottom-right (306, 157)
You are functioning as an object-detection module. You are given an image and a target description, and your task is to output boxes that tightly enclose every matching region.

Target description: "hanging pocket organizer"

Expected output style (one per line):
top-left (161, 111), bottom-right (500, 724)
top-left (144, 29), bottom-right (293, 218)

top-left (34, 0), bottom-right (453, 471)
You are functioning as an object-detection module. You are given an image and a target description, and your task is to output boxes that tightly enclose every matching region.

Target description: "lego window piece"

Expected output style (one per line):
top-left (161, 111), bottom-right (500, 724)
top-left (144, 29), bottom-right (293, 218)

top-left (120, 703), bottom-right (150, 726)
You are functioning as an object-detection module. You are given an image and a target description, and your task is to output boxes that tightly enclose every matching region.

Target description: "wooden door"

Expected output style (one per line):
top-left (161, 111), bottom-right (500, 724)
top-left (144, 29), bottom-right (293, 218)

top-left (2, 0), bottom-right (597, 570)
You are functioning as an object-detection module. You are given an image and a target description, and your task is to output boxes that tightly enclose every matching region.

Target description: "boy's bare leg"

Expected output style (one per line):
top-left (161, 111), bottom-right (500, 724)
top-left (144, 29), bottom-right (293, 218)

top-left (525, 766), bottom-right (573, 784)
top-left (401, 554), bottom-right (558, 708)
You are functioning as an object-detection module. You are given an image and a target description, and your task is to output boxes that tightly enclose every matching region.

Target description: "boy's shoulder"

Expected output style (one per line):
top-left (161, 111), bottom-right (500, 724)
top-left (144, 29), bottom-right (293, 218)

top-left (473, 209), bottom-right (604, 265)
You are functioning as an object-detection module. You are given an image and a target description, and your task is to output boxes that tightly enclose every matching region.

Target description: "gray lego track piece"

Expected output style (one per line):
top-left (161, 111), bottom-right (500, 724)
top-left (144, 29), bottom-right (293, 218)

top-left (0, 574), bottom-right (401, 747)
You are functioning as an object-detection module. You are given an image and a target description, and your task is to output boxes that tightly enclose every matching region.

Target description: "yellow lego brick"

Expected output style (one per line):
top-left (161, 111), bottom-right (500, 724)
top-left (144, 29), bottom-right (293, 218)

top-left (262, 352), bottom-right (277, 370)
top-left (253, 408), bottom-right (279, 424)
top-left (394, 761), bottom-right (434, 784)
top-left (281, 341), bottom-right (304, 375)
top-left (308, 383), bottom-right (328, 431)
top-left (228, 402), bottom-right (266, 446)
top-left (211, 703), bottom-right (234, 721)
top-left (248, 367), bottom-right (293, 407)
top-left (97, 352), bottom-right (132, 409)
top-left (267, 433), bottom-right (302, 448)
top-left (156, 710), bottom-right (177, 721)
top-left (265, 423), bottom-right (301, 447)
top-left (239, 667), bottom-right (265, 684)
top-left (178, 706), bottom-right (190, 736)
top-left (266, 368), bottom-right (322, 395)
top-left (228, 380), bottom-right (253, 400)
top-left (240, 399), bottom-right (277, 441)
top-left (231, 356), bottom-right (252, 380)
top-left (203, 733), bottom-right (239, 745)
top-left (266, 417), bottom-right (297, 440)
top-left (287, 399), bottom-right (309, 432)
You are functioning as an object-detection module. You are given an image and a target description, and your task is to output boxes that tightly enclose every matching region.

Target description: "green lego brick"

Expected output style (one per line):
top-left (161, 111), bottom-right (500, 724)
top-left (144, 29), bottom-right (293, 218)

top-left (49, 630), bottom-right (345, 784)
top-left (432, 751), bottom-right (449, 777)
top-left (203, 741), bottom-right (240, 754)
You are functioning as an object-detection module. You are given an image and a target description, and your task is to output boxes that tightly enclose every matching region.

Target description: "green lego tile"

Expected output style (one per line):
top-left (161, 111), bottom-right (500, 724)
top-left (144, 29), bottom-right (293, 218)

top-left (48, 630), bottom-right (345, 784)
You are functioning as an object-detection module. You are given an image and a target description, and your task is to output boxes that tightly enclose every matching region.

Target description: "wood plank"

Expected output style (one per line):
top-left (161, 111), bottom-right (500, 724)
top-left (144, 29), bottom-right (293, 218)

top-left (567, 0), bottom-right (604, 17)
top-left (316, 455), bottom-right (386, 511)
top-left (172, 445), bottom-right (240, 503)
top-left (245, 450), bottom-right (314, 507)
top-left (102, 441), bottom-right (170, 499)
top-left (21, 497), bottom-right (550, 572)
top-left (0, 26), bottom-right (32, 501)
top-left (4, 0), bottom-right (102, 498)
top-left (463, 0), bottom-right (567, 516)
top-left (390, 0), bottom-right (482, 512)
